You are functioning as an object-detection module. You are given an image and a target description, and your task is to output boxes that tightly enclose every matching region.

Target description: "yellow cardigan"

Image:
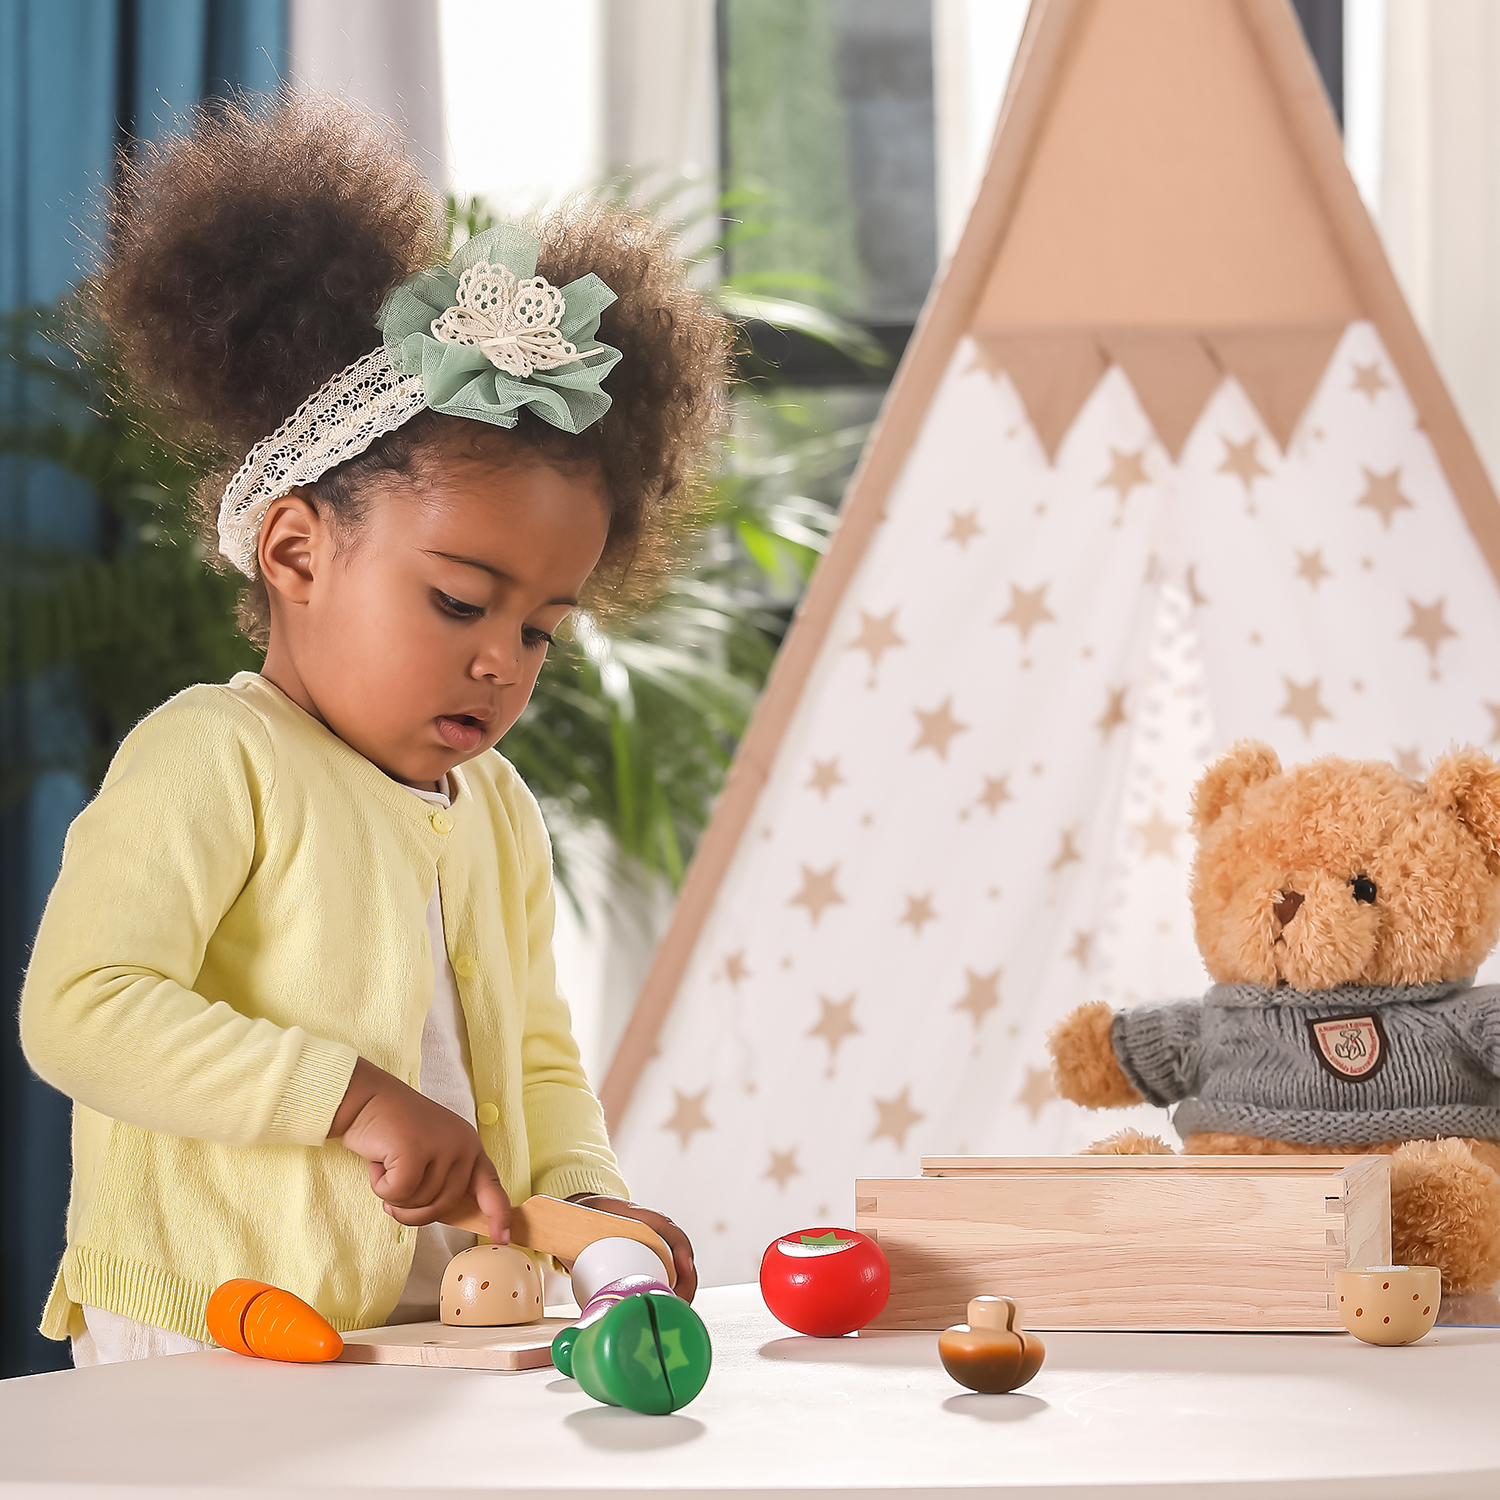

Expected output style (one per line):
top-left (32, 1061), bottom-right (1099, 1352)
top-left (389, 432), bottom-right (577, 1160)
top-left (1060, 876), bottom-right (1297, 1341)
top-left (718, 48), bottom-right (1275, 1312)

top-left (20, 672), bottom-right (627, 1343)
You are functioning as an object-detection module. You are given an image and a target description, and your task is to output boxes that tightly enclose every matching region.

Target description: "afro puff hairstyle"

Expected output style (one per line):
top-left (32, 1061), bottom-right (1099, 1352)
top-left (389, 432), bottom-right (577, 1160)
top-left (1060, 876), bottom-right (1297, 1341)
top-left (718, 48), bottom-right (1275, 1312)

top-left (90, 95), bottom-right (732, 641)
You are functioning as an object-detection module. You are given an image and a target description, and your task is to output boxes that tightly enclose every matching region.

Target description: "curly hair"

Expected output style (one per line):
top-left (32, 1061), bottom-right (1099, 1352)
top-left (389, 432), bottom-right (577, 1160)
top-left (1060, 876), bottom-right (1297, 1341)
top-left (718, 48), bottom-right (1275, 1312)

top-left (90, 95), bottom-right (731, 641)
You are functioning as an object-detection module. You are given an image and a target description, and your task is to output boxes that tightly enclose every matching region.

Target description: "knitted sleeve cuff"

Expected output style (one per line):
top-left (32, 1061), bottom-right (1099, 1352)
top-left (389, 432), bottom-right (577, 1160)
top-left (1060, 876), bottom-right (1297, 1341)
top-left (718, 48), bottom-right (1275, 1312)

top-left (533, 1162), bottom-right (631, 1205)
top-left (1112, 1002), bottom-right (1202, 1108)
top-left (265, 1034), bottom-right (360, 1145)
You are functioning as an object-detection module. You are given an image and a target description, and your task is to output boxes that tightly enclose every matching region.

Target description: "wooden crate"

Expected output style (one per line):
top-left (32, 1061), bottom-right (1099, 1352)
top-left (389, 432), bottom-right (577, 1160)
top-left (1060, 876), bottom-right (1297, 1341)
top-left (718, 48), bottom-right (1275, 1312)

top-left (855, 1155), bottom-right (1391, 1332)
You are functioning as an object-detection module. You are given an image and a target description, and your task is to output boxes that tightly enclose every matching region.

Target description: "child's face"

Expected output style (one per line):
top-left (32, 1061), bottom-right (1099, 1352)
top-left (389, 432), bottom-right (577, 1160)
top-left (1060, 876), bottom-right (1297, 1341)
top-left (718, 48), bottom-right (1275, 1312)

top-left (260, 455), bottom-right (609, 788)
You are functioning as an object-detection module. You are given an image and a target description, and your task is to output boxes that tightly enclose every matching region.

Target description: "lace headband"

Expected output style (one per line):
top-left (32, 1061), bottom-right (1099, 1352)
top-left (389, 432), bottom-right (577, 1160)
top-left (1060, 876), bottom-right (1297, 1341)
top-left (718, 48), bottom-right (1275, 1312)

top-left (216, 224), bottom-right (621, 578)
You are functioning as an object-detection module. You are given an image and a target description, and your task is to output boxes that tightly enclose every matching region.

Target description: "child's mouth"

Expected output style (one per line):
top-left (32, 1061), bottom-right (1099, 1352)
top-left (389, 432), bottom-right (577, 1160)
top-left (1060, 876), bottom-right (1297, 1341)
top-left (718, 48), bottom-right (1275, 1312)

top-left (436, 714), bottom-right (487, 751)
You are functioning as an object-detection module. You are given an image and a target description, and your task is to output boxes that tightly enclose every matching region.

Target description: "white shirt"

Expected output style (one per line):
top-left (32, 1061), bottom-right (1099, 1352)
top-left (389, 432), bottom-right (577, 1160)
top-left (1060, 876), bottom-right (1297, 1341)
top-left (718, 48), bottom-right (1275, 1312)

top-left (383, 777), bottom-right (479, 1323)
top-left (76, 776), bottom-right (480, 1363)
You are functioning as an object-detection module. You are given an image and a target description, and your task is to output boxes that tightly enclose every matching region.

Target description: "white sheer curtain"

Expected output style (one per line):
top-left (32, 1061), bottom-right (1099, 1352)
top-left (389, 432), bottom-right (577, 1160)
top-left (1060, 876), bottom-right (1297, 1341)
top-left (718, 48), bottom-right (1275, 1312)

top-left (1376, 0), bottom-right (1500, 491)
top-left (287, 0), bottom-right (446, 187)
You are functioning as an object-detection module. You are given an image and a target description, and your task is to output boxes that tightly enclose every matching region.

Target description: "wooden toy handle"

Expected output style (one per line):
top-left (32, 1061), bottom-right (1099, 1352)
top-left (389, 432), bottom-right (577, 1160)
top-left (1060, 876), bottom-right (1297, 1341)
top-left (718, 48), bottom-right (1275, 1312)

top-left (444, 1194), bottom-right (676, 1288)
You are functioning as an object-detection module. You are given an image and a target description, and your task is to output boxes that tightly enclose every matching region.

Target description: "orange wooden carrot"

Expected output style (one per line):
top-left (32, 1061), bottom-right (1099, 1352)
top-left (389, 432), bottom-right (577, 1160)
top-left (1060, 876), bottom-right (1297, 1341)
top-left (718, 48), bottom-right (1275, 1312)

top-left (206, 1278), bottom-right (343, 1363)
top-left (205, 1278), bottom-right (265, 1356)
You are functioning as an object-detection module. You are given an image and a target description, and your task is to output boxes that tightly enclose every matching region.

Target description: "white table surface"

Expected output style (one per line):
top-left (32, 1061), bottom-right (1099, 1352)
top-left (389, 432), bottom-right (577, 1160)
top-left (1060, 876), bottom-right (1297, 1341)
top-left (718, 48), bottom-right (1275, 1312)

top-left (2, 1283), bottom-right (1498, 1498)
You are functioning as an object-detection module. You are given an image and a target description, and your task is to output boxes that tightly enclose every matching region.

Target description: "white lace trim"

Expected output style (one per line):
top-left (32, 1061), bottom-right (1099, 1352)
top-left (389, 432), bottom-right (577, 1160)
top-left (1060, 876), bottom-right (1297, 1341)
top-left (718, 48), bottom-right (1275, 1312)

top-left (429, 262), bottom-right (591, 378)
top-left (216, 345), bottom-right (427, 578)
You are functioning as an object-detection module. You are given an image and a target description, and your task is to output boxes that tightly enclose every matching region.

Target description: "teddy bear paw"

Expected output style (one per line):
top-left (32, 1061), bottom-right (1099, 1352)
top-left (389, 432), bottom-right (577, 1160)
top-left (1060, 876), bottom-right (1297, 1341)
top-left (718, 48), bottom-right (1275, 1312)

top-left (1389, 1138), bottom-right (1500, 1295)
top-left (1080, 1128), bottom-right (1176, 1156)
top-left (1047, 1002), bottom-right (1144, 1109)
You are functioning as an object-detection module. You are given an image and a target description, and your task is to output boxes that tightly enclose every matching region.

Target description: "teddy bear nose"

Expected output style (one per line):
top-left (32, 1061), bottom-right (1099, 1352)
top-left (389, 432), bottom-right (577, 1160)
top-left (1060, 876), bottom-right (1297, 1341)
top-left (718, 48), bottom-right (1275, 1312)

top-left (1273, 889), bottom-right (1304, 926)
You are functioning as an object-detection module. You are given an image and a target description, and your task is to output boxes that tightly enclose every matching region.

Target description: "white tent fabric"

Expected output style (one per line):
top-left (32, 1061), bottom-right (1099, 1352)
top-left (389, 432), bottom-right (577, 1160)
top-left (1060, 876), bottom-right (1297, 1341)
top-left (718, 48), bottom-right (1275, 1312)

top-left (610, 321), bottom-right (1500, 1284)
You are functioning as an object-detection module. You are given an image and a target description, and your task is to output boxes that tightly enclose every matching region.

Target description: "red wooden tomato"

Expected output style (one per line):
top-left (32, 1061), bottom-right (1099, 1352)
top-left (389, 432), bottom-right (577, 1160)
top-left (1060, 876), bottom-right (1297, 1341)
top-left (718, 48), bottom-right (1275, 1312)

top-left (759, 1226), bottom-right (890, 1336)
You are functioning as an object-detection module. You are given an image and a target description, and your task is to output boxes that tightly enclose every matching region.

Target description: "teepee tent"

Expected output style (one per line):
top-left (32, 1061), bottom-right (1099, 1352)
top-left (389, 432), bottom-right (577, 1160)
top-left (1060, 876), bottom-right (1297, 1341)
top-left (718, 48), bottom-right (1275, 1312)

top-left (601, 0), bottom-right (1500, 1286)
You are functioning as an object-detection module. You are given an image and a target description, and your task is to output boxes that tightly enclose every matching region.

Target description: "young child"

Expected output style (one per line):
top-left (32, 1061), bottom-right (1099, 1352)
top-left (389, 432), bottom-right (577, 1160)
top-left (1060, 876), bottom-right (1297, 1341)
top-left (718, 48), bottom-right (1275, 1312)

top-left (18, 97), bottom-right (727, 1364)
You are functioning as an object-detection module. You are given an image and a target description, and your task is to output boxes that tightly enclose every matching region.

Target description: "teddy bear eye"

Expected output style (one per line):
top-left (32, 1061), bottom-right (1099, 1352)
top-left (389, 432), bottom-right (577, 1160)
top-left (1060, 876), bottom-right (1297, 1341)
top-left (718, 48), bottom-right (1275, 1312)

top-left (1351, 875), bottom-right (1377, 904)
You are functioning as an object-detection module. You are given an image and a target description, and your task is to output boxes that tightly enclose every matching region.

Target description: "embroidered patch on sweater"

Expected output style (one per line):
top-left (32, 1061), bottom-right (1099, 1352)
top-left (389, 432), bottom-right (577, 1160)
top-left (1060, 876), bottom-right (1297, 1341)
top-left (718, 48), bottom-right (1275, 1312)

top-left (1306, 1012), bottom-right (1389, 1082)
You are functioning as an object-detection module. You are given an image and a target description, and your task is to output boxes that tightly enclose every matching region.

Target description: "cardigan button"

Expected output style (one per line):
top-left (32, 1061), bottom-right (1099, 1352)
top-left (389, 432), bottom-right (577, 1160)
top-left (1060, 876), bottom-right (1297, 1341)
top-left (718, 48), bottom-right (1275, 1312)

top-left (477, 1102), bottom-right (499, 1126)
top-left (429, 809), bottom-right (454, 835)
top-left (453, 954), bottom-right (478, 979)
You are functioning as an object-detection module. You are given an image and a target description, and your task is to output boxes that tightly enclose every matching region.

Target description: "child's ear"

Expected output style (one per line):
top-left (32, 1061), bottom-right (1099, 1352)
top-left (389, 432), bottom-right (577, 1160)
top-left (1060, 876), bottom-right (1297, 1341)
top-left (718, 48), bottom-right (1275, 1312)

top-left (258, 491), bottom-right (323, 604)
top-left (1426, 747), bottom-right (1500, 875)
top-left (1191, 741), bottom-right (1281, 833)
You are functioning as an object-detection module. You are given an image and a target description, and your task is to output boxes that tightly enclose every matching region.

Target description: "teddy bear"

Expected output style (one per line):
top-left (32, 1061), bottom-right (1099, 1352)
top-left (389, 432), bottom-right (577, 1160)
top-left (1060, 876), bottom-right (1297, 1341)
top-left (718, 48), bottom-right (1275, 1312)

top-left (1048, 740), bottom-right (1500, 1294)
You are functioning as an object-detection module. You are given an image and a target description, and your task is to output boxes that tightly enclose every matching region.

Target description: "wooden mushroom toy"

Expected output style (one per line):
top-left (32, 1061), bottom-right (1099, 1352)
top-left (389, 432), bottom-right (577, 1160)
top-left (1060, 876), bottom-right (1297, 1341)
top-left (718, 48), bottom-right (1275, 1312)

top-left (938, 1296), bottom-right (1045, 1394)
top-left (1334, 1265), bottom-right (1442, 1345)
top-left (441, 1244), bottom-right (544, 1326)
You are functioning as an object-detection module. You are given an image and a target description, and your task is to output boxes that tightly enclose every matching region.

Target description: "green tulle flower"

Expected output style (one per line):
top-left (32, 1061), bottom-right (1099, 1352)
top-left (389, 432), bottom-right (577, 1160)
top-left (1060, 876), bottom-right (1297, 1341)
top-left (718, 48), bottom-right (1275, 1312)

top-left (376, 224), bottom-right (621, 433)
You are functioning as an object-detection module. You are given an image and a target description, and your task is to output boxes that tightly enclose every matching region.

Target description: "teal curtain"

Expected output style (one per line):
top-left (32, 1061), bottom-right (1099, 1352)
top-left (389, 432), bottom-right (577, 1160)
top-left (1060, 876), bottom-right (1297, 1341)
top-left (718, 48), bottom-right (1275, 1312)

top-left (0, 0), bottom-right (286, 1379)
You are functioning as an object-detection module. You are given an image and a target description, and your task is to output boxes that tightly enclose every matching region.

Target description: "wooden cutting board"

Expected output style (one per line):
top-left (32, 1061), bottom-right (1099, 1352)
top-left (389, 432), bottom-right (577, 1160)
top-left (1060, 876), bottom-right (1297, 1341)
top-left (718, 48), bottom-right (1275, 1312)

top-left (337, 1314), bottom-right (576, 1371)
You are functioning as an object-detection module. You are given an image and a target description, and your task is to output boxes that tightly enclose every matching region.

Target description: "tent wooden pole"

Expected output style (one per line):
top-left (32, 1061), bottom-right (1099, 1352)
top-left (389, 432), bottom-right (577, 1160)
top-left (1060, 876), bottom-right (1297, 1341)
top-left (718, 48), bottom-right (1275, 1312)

top-left (1236, 0), bottom-right (1500, 586)
top-left (598, 0), bottom-right (1089, 1124)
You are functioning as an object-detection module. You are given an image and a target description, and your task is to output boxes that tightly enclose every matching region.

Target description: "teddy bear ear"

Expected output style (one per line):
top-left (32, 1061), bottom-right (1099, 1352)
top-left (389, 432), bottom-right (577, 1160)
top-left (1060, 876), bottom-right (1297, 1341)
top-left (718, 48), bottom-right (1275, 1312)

top-left (1426, 747), bottom-right (1500, 874)
top-left (1190, 741), bottom-right (1282, 833)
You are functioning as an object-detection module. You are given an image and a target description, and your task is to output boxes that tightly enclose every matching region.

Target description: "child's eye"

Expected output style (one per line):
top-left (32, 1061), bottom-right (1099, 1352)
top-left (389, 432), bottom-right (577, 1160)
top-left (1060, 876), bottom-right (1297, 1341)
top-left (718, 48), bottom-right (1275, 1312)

top-left (434, 591), bottom-right (483, 620)
top-left (523, 626), bottom-right (555, 651)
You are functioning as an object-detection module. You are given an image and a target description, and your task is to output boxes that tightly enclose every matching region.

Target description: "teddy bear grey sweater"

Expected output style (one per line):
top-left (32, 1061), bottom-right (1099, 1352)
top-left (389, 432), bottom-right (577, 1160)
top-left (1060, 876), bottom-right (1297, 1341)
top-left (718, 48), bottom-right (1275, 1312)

top-left (1111, 978), bottom-right (1500, 1144)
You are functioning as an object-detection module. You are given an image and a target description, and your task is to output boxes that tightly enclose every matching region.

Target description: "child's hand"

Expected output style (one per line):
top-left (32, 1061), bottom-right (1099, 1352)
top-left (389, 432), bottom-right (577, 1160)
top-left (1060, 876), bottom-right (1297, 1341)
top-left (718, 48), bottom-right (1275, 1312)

top-left (331, 1058), bottom-right (511, 1245)
top-left (567, 1193), bottom-right (698, 1302)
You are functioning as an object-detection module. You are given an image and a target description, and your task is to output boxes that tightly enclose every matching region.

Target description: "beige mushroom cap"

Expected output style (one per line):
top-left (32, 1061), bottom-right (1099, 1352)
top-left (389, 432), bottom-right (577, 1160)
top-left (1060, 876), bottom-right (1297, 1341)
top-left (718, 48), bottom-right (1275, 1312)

top-left (440, 1244), bottom-right (545, 1326)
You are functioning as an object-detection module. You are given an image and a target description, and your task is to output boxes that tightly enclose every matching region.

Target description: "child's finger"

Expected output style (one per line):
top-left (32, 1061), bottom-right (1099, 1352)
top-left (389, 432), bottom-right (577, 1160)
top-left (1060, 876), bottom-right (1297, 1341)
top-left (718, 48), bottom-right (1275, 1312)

top-left (646, 1215), bottom-right (697, 1302)
top-left (410, 1158), bottom-right (484, 1229)
top-left (471, 1162), bottom-right (511, 1245)
top-left (372, 1152), bottom-right (451, 1210)
top-left (382, 1161), bottom-right (475, 1227)
top-left (384, 1201), bottom-right (442, 1227)
top-left (569, 1195), bottom-right (698, 1302)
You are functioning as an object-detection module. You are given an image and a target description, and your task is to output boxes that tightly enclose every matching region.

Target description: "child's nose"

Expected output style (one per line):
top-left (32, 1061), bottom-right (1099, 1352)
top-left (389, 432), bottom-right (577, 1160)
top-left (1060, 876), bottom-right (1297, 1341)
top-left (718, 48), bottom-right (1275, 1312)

top-left (473, 631), bottom-right (523, 684)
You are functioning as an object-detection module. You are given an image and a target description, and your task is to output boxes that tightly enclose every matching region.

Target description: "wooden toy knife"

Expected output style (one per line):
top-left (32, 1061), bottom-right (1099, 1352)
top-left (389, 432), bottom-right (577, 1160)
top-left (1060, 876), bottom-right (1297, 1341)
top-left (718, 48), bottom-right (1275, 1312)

top-left (444, 1194), bottom-right (676, 1287)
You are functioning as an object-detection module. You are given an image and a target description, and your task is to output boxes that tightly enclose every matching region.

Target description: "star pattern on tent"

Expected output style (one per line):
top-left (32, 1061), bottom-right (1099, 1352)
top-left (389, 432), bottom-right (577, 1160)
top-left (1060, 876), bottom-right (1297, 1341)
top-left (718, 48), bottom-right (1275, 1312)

top-left (1016, 1065), bottom-right (1056, 1122)
top-left (997, 583), bottom-right (1056, 642)
top-left (871, 1088), bottom-right (925, 1149)
top-left (790, 863), bottom-right (845, 924)
top-left (1218, 435), bottom-right (1271, 493)
top-left (848, 609), bottom-right (906, 679)
top-left (1403, 597), bottom-right (1457, 671)
top-left (977, 774), bottom-right (1012, 814)
top-left (913, 698), bottom-right (969, 759)
top-left (1280, 677), bottom-right (1334, 737)
top-left (1098, 447), bottom-right (1149, 505)
top-left (1096, 686), bottom-right (1128, 739)
top-left (662, 1088), bottom-right (713, 1151)
top-left (722, 950), bottom-right (750, 987)
top-left (807, 758), bottom-right (845, 799)
top-left (764, 1148), bottom-right (801, 1191)
top-left (899, 893), bottom-right (938, 935)
top-left (1356, 467), bottom-right (1414, 529)
top-left (967, 342), bottom-right (1005, 380)
top-left (1050, 827), bottom-right (1082, 873)
top-left (1394, 747), bottom-right (1424, 778)
top-left (1066, 930), bottom-right (1092, 968)
top-left (808, 994), bottom-right (860, 1071)
top-left (945, 509), bottom-right (983, 549)
top-left (1133, 807), bottom-right (1180, 859)
top-left (1295, 549), bottom-right (1331, 589)
top-left (1351, 362), bottom-right (1389, 400)
top-left (953, 968), bottom-right (1001, 1030)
